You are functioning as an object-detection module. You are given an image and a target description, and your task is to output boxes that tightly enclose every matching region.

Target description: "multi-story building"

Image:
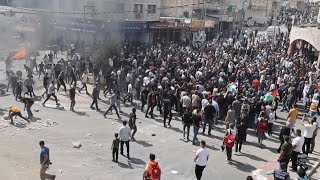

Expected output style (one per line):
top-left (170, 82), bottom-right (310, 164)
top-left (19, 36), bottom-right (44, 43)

top-left (13, 0), bottom-right (161, 45)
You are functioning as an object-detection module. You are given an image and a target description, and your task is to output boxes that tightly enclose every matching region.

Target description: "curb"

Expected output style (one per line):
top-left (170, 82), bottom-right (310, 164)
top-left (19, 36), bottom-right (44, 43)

top-left (307, 160), bottom-right (320, 177)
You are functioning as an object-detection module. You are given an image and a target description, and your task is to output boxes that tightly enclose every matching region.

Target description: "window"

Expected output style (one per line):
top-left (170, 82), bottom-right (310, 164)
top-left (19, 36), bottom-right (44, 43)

top-left (134, 4), bottom-right (143, 14)
top-left (183, 11), bottom-right (189, 18)
top-left (148, 5), bottom-right (156, 14)
top-left (115, 3), bottom-right (124, 12)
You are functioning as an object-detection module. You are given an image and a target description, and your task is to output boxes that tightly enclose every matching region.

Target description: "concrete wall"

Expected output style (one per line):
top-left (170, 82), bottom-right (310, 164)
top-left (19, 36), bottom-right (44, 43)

top-left (289, 26), bottom-right (320, 51)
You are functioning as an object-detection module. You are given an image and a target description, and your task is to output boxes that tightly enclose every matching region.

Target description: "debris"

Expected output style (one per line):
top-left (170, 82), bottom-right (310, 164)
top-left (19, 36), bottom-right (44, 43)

top-left (82, 163), bottom-right (88, 166)
top-left (151, 134), bottom-right (156, 136)
top-left (99, 144), bottom-right (103, 147)
top-left (86, 133), bottom-right (92, 137)
top-left (72, 142), bottom-right (82, 149)
top-left (171, 170), bottom-right (178, 174)
top-left (16, 129), bottom-right (20, 131)
top-left (59, 170), bottom-right (63, 173)
top-left (34, 108), bottom-right (39, 112)
top-left (11, 133), bottom-right (14, 136)
top-left (2, 115), bottom-right (9, 120)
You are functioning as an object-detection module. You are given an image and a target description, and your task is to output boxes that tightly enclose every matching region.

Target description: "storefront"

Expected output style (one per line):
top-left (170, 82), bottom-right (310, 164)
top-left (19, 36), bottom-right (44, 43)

top-left (150, 21), bottom-right (191, 44)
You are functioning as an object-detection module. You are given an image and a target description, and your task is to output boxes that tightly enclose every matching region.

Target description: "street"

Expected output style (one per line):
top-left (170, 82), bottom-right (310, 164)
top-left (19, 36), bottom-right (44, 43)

top-left (0, 53), bottom-right (319, 180)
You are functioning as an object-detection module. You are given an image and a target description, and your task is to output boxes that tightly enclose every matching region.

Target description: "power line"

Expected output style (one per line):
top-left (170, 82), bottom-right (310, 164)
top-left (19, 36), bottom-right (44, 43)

top-left (0, 2), bottom-right (207, 16)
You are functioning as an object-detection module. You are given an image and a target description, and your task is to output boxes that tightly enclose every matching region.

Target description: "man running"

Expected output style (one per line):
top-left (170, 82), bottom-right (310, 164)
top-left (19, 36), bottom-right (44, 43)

top-left (79, 71), bottom-right (89, 95)
top-left (129, 108), bottom-right (137, 141)
top-left (42, 81), bottom-right (59, 106)
top-left (104, 91), bottom-right (120, 119)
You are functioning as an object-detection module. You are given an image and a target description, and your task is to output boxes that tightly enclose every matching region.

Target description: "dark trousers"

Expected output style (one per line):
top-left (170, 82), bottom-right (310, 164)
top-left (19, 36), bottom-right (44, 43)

top-left (145, 104), bottom-right (155, 117)
top-left (291, 151), bottom-right (300, 171)
top-left (302, 137), bottom-right (312, 155)
top-left (104, 104), bottom-right (119, 117)
top-left (235, 138), bottom-right (244, 152)
top-left (90, 97), bottom-right (99, 109)
top-left (163, 109), bottom-right (172, 126)
top-left (120, 141), bottom-right (129, 156)
top-left (70, 99), bottom-right (75, 110)
top-left (268, 123), bottom-right (273, 135)
top-left (24, 86), bottom-right (34, 97)
top-left (226, 146), bottom-right (232, 160)
top-left (130, 125), bottom-right (137, 139)
top-left (10, 112), bottom-right (29, 124)
top-left (79, 83), bottom-right (88, 94)
top-left (57, 79), bottom-right (67, 92)
top-left (195, 164), bottom-right (206, 180)
top-left (112, 148), bottom-right (119, 161)
top-left (183, 123), bottom-right (191, 139)
top-left (43, 93), bottom-right (58, 104)
top-left (202, 118), bottom-right (213, 135)
top-left (279, 159), bottom-right (290, 170)
top-left (123, 93), bottom-right (133, 104)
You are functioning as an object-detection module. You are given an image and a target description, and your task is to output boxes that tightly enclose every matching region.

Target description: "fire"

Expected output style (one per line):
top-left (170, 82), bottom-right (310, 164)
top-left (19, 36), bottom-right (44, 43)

top-left (12, 47), bottom-right (26, 60)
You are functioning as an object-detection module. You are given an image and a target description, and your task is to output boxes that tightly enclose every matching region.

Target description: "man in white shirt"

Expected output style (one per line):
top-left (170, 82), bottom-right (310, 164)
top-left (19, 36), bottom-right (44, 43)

top-left (123, 83), bottom-right (133, 105)
top-left (194, 141), bottom-right (209, 180)
top-left (42, 81), bottom-right (59, 106)
top-left (301, 116), bottom-right (316, 155)
top-left (119, 121), bottom-right (132, 158)
top-left (291, 129), bottom-right (305, 172)
top-left (79, 71), bottom-right (89, 95)
top-left (181, 93), bottom-right (191, 113)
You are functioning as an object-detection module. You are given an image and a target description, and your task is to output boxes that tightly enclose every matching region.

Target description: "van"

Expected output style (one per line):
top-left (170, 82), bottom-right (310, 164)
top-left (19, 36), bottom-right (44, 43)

top-left (247, 16), bottom-right (271, 27)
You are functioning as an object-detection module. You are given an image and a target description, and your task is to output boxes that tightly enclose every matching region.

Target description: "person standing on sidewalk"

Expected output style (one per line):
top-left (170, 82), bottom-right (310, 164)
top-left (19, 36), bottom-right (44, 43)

top-left (42, 81), bottom-right (59, 106)
top-left (129, 108), bottom-right (137, 141)
top-left (194, 141), bottom-right (209, 180)
top-left (90, 84), bottom-right (100, 111)
top-left (277, 136), bottom-right (292, 170)
top-left (79, 71), bottom-right (89, 95)
top-left (39, 141), bottom-right (56, 180)
top-left (291, 129), bottom-right (305, 172)
top-left (119, 121), bottom-right (131, 158)
top-left (143, 153), bottom-right (161, 180)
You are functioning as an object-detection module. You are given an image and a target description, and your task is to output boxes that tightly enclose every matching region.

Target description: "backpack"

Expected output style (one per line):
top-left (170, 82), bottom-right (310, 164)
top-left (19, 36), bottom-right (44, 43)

top-left (147, 162), bottom-right (161, 180)
top-left (223, 130), bottom-right (235, 147)
top-left (257, 121), bottom-right (268, 133)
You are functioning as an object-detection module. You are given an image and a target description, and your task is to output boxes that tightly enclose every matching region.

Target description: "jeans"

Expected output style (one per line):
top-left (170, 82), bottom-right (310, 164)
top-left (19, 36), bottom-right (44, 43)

top-left (193, 126), bottom-right (199, 144)
top-left (120, 141), bottom-right (130, 156)
top-left (195, 164), bottom-right (206, 180)
top-left (279, 159), bottom-right (290, 170)
top-left (226, 146), bottom-right (232, 160)
top-left (302, 137), bottom-right (312, 155)
top-left (183, 123), bottom-right (191, 139)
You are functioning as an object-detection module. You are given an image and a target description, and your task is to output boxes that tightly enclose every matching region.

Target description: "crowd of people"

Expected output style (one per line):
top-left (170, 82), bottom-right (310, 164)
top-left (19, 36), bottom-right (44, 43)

top-left (3, 6), bottom-right (320, 180)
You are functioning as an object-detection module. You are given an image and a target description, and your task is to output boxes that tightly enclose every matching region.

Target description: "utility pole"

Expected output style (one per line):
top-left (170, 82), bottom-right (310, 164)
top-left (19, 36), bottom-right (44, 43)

top-left (83, 5), bottom-right (95, 62)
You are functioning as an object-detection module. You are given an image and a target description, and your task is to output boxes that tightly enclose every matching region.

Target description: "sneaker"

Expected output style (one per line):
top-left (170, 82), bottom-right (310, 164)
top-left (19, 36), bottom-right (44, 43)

top-left (145, 115), bottom-right (149, 118)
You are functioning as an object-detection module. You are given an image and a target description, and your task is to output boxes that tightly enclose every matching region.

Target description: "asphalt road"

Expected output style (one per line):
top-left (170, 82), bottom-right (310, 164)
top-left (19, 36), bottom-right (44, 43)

top-left (0, 52), bottom-right (319, 180)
